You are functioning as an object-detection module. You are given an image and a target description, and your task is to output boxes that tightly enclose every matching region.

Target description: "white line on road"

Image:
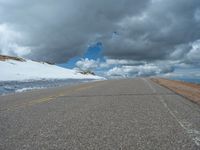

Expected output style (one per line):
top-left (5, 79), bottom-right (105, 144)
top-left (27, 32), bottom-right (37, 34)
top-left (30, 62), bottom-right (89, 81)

top-left (142, 78), bottom-right (200, 147)
top-left (141, 78), bottom-right (156, 93)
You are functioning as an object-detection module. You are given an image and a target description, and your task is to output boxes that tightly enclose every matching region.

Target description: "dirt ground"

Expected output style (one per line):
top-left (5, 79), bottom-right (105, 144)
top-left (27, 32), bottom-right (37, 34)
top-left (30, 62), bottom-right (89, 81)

top-left (152, 78), bottom-right (200, 105)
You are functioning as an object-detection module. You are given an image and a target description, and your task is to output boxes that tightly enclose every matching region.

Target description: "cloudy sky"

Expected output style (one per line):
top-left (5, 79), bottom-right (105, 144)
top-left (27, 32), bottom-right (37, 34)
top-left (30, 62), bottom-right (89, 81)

top-left (0, 0), bottom-right (200, 79)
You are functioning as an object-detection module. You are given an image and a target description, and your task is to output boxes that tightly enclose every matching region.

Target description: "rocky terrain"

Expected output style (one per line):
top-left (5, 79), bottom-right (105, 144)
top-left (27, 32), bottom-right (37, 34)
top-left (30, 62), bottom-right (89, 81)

top-left (0, 55), bottom-right (25, 62)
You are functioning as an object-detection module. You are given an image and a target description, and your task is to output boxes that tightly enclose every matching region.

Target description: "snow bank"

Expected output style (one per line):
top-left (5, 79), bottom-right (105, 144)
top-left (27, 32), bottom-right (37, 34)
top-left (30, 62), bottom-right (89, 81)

top-left (0, 59), bottom-right (105, 81)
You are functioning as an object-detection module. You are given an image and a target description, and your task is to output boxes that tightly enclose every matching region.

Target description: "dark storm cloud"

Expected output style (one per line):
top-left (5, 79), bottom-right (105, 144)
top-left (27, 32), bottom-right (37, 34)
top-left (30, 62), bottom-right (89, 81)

top-left (0, 0), bottom-right (149, 63)
top-left (102, 0), bottom-right (200, 62)
top-left (0, 0), bottom-right (200, 64)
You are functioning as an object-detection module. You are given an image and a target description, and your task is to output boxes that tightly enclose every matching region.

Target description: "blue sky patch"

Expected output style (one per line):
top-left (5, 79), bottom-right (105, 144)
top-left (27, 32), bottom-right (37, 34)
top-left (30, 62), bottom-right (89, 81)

top-left (58, 42), bottom-right (103, 69)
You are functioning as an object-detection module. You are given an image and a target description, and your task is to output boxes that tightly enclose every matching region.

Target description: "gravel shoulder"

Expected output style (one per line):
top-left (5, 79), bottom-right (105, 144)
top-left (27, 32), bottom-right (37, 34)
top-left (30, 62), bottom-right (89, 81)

top-left (152, 78), bottom-right (200, 105)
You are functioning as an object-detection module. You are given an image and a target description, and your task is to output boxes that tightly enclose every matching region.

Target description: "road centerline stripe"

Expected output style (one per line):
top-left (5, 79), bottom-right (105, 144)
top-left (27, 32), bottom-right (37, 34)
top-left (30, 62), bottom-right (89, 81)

top-left (2, 84), bottom-right (97, 112)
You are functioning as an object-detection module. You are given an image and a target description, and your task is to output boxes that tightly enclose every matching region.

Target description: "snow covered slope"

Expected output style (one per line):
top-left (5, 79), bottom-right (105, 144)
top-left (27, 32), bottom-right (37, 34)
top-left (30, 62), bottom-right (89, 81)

top-left (0, 58), bottom-right (104, 81)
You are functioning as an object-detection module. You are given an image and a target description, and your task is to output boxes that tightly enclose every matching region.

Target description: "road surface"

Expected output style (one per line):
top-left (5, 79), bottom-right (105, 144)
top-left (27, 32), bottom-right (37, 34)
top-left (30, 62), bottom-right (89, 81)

top-left (0, 78), bottom-right (200, 149)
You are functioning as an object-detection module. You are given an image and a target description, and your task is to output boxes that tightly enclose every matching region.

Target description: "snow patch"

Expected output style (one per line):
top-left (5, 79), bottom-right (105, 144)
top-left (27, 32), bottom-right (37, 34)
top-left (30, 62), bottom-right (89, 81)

top-left (16, 87), bottom-right (45, 93)
top-left (0, 59), bottom-right (105, 81)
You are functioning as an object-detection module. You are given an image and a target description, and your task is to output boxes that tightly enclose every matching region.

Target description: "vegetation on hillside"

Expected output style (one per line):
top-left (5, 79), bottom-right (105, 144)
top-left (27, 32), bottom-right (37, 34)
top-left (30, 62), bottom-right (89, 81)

top-left (0, 55), bottom-right (25, 62)
top-left (79, 70), bottom-right (95, 75)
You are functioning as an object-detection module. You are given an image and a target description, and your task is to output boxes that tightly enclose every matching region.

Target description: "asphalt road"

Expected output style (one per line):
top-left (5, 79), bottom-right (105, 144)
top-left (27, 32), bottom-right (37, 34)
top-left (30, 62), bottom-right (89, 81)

top-left (0, 78), bottom-right (200, 150)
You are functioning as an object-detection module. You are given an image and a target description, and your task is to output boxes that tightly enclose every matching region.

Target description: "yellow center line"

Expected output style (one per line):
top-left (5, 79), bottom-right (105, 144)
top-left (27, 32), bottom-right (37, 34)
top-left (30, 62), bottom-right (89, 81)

top-left (4, 84), bottom-right (97, 112)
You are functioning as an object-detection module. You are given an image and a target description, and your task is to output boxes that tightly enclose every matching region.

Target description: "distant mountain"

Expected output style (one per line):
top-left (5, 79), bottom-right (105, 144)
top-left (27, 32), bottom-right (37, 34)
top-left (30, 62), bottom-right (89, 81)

top-left (0, 55), bottom-right (105, 81)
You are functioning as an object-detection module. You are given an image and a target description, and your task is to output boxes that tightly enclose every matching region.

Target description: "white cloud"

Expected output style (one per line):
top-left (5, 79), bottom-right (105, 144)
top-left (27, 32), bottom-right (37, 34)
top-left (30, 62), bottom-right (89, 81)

top-left (0, 24), bottom-right (31, 57)
top-left (186, 39), bottom-right (200, 64)
top-left (168, 39), bottom-right (200, 66)
top-left (99, 58), bottom-right (145, 68)
top-left (106, 63), bottom-right (174, 78)
top-left (106, 59), bottom-right (144, 65)
top-left (75, 58), bottom-right (99, 71)
top-left (74, 58), bottom-right (176, 78)
top-left (163, 67), bottom-right (200, 79)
